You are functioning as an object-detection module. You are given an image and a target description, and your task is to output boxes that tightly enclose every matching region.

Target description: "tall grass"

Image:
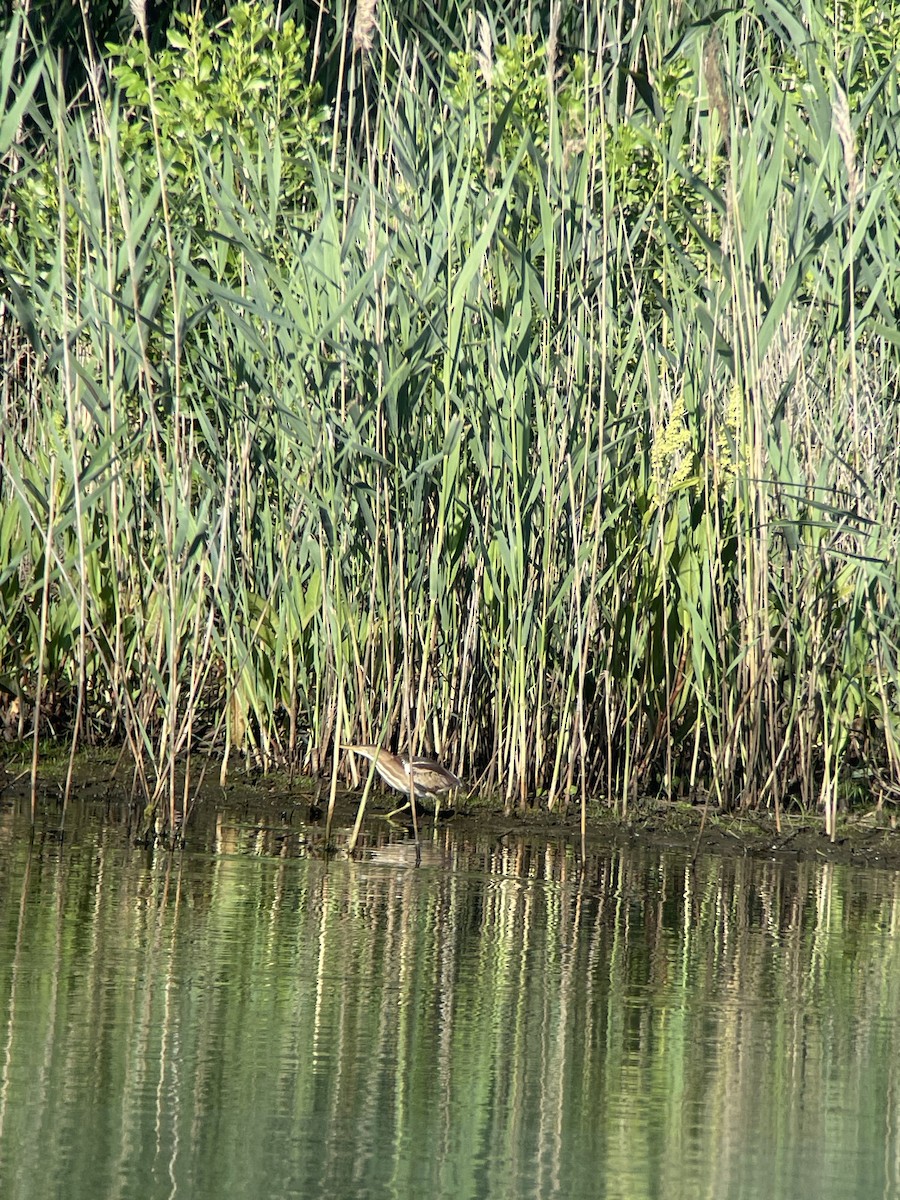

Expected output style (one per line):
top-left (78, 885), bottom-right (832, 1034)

top-left (2, 0), bottom-right (899, 835)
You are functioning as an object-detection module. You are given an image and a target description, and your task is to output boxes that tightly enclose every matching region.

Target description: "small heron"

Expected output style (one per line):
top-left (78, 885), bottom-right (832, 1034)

top-left (343, 744), bottom-right (463, 815)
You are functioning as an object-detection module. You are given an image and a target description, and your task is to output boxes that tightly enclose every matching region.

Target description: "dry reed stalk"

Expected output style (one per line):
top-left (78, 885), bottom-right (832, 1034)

top-left (477, 13), bottom-right (493, 87)
top-left (831, 83), bottom-right (858, 208)
top-left (129, 0), bottom-right (148, 42)
top-left (703, 28), bottom-right (730, 152)
top-left (353, 0), bottom-right (378, 54)
top-left (547, 3), bottom-right (560, 96)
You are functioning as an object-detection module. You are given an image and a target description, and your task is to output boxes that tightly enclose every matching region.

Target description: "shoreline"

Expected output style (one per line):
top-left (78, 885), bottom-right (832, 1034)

top-left (3, 751), bottom-right (898, 870)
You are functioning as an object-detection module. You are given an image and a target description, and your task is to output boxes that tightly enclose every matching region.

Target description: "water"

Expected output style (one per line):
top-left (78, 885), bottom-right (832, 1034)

top-left (2, 794), bottom-right (900, 1200)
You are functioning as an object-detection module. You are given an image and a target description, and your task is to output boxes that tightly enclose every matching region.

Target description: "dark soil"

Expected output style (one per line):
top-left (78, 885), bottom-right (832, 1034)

top-left (448, 798), bottom-right (900, 869)
top-left (3, 750), bottom-right (900, 869)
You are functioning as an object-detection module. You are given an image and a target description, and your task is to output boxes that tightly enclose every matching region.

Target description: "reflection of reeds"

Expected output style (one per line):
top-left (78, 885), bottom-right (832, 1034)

top-left (5, 818), bottom-right (900, 1195)
top-left (1, 4), bottom-right (900, 833)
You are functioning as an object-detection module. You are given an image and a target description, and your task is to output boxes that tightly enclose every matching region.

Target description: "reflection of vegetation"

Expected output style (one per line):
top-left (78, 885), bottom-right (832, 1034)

top-left (3, 818), bottom-right (900, 1196)
top-left (2, 2), bottom-right (900, 833)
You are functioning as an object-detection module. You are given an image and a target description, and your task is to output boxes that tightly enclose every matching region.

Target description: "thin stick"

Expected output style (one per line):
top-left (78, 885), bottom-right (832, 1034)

top-left (31, 459), bottom-right (58, 833)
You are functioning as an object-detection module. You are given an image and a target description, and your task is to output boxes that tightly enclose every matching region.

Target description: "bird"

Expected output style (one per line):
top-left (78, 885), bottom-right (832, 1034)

top-left (343, 744), bottom-right (463, 814)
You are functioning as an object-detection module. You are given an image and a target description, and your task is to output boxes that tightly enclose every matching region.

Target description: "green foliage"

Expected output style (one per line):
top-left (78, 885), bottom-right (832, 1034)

top-left (108, 3), bottom-right (327, 203)
top-left (1, 4), bottom-right (327, 297)
top-left (2, 0), bottom-right (900, 828)
top-left (448, 32), bottom-right (588, 157)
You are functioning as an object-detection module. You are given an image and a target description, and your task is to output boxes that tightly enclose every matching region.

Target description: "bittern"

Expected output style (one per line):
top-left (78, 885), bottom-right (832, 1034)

top-left (343, 744), bottom-right (463, 813)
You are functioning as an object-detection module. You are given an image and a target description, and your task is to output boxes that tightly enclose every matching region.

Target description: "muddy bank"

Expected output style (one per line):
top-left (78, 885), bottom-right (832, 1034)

top-left (440, 799), bottom-right (900, 870)
top-left (3, 752), bottom-right (899, 869)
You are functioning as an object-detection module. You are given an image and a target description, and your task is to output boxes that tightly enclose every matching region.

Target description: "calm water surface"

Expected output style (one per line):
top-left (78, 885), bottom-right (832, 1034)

top-left (2, 793), bottom-right (900, 1200)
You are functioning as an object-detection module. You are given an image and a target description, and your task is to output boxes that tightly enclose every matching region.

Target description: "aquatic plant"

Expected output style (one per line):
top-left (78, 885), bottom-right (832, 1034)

top-left (1, 1), bottom-right (899, 836)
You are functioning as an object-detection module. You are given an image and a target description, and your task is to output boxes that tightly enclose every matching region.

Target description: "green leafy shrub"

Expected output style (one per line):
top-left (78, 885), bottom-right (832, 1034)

top-left (1, 3), bottom-right (327, 292)
top-left (109, 4), bottom-right (327, 199)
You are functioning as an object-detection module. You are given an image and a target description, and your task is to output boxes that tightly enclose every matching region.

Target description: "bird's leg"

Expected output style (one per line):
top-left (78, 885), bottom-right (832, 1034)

top-left (385, 800), bottom-right (412, 819)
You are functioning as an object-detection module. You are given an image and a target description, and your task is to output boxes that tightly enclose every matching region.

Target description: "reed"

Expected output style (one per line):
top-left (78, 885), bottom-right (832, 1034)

top-left (1, 1), bottom-right (899, 835)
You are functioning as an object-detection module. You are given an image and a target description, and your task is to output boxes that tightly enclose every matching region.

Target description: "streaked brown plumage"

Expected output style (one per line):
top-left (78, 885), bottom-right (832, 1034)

top-left (343, 744), bottom-right (463, 802)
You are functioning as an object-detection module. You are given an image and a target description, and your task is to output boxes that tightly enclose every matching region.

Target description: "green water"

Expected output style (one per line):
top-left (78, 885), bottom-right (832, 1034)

top-left (2, 796), bottom-right (900, 1200)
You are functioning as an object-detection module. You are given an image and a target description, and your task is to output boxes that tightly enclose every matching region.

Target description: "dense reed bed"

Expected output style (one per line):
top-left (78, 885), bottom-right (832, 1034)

top-left (2, 1), bottom-right (899, 833)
